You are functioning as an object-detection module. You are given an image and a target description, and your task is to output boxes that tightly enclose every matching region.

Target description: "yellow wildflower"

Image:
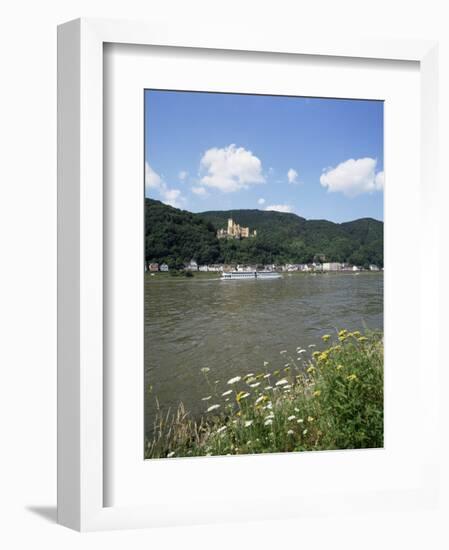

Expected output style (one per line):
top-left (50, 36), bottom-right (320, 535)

top-left (336, 364), bottom-right (344, 370)
top-left (312, 351), bottom-right (321, 359)
top-left (307, 416), bottom-right (314, 422)
top-left (347, 374), bottom-right (357, 381)
top-left (313, 390), bottom-right (321, 397)
top-left (357, 336), bottom-right (368, 343)
top-left (338, 329), bottom-right (348, 338)
top-left (318, 352), bottom-right (329, 362)
top-left (322, 334), bottom-right (331, 342)
top-left (306, 366), bottom-right (315, 374)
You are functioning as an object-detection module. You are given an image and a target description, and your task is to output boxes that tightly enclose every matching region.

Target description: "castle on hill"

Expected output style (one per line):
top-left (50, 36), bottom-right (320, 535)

top-left (217, 218), bottom-right (257, 239)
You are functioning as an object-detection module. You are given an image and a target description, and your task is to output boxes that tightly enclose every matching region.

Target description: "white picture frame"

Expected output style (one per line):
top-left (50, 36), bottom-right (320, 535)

top-left (57, 17), bottom-right (440, 531)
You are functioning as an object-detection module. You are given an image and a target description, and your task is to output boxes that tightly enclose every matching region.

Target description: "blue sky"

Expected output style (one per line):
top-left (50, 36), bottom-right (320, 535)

top-left (145, 90), bottom-right (384, 223)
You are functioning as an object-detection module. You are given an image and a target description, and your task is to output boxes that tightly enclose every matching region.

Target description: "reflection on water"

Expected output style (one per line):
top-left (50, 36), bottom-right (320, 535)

top-left (144, 273), bottom-right (383, 439)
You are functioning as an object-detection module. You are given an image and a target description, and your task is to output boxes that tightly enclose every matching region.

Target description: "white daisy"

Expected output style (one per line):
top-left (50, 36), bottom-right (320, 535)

top-left (222, 389), bottom-right (233, 396)
top-left (227, 376), bottom-right (241, 385)
top-left (207, 404), bottom-right (220, 412)
top-left (275, 379), bottom-right (289, 386)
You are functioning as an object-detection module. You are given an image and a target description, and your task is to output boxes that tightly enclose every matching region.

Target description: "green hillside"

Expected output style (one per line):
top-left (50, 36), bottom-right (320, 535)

top-left (145, 198), bottom-right (383, 267)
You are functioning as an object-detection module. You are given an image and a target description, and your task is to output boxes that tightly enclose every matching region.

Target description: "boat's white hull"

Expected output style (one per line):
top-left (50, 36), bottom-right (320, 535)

top-left (220, 271), bottom-right (282, 280)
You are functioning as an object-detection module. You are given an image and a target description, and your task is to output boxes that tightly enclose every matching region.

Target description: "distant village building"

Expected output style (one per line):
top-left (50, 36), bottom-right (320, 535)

top-left (185, 259), bottom-right (198, 271)
top-left (198, 265), bottom-right (209, 272)
top-left (207, 264), bottom-right (224, 272)
top-left (236, 264), bottom-right (258, 272)
top-left (323, 262), bottom-right (342, 272)
top-left (217, 218), bottom-right (257, 239)
top-left (148, 263), bottom-right (159, 272)
top-left (369, 264), bottom-right (380, 271)
top-left (160, 263), bottom-right (169, 272)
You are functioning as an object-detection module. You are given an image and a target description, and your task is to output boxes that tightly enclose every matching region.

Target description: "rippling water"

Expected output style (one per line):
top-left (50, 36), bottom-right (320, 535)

top-left (144, 272), bottom-right (383, 438)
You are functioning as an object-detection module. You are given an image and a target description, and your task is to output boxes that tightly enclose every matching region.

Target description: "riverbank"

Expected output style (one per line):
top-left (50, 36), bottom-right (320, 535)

top-left (144, 271), bottom-right (382, 281)
top-left (145, 330), bottom-right (383, 458)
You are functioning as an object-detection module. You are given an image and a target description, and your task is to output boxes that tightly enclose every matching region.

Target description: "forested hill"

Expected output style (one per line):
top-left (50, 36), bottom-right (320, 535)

top-left (145, 198), bottom-right (383, 268)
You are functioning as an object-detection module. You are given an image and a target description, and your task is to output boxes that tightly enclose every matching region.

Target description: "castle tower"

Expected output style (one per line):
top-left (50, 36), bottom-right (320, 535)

top-left (227, 218), bottom-right (234, 235)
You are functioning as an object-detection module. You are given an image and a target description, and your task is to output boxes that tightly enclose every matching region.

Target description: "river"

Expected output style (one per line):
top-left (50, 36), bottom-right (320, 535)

top-left (144, 272), bottom-right (383, 439)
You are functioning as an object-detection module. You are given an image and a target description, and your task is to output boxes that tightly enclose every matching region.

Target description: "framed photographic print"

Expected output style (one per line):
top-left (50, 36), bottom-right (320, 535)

top-left (58, 18), bottom-right (440, 531)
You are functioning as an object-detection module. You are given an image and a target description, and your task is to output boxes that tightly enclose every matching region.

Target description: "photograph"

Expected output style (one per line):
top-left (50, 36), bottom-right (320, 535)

top-left (144, 90), bottom-right (384, 459)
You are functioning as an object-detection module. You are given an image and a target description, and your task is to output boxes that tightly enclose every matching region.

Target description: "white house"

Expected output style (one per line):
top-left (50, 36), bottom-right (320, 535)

top-left (323, 262), bottom-right (342, 271)
top-left (198, 265), bottom-right (208, 272)
top-left (160, 263), bottom-right (169, 272)
top-left (185, 259), bottom-right (198, 271)
top-left (369, 264), bottom-right (380, 271)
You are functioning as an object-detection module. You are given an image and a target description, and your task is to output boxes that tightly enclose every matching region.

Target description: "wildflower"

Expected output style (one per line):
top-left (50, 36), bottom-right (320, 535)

top-left (284, 366), bottom-right (291, 372)
top-left (318, 352), bottom-right (328, 362)
top-left (201, 395), bottom-right (212, 401)
top-left (167, 451), bottom-right (175, 458)
top-left (287, 430), bottom-right (294, 435)
top-left (283, 385), bottom-right (292, 390)
top-left (244, 373), bottom-right (255, 381)
top-left (294, 407), bottom-right (299, 412)
top-left (263, 373), bottom-right (271, 379)
top-left (236, 391), bottom-right (250, 401)
top-left (265, 412), bottom-right (275, 420)
top-left (297, 418), bottom-right (304, 424)
top-left (313, 390), bottom-right (321, 397)
top-left (244, 420), bottom-right (254, 428)
top-left (280, 350), bottom-right (287, 354)
top-left (307, 416), bottom-right (314, 422)
top-left (200, 367), bottom-right (210, 373)
top-left (338, 329), bottom-right (348, 337)
top-left (347, 373), bottom-right (358, 381)
top-left (308, 344), bottom-right (316, 348)
top-left (255, 395), bottom-right (267, 405)
top-left (216, 426), bottom-right (227, 434)
top-left (222, 389), bottom-right (233, 396)
top-left (275, 379), bottom-right (289, 386)
top-left (227, 376), bottom-right (241, 385)
top-left (207, 404), bottom-right (220, 412)
top-left (322, 334), bottom-right (331, 342)
top-left (302, 429), bottom-right (308, 435)
top-left (352, 331), bottom-right (361, 337)
top-left (306, 366), bottom-right (315, 374)
top-left (249, 382), bottom-right (261, 388)
top-left (297, 349), bottom-right (306, 354)
top-left (336, 364), bottom-right (343, 370)
top-left (264, 402), bottom-right (273, 410)
top-left (288, 415), bottom-right (296, 421)
top-left (264, 419), bottom-right (273, 426)
top-left (264, 385), bottom-right (273, 391)
top-left (358, 336), bottom-right (368, 343)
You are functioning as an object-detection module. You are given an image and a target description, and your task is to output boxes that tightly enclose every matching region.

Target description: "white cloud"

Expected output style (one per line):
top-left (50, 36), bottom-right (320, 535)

top-left (265, 204), bottom-right (293, 213)
top-left (320, 157), bottom-right (384, 197)
top-left (199, 144), bottom-right (265, 192)
top-left (257, 198), bottom-right (266, 205)
top-left (191, 186), bottom-right (208, 197)
top-left (178, 170), bottom-right (188, 181)
top-left (287, 168), bottom-right (299, 184)
top-left (145, 162), bottom-right (185, 208)
top-left (375, 170), bottom-right (385, 190)
top-left (145, 163), bottom-right (163, 190)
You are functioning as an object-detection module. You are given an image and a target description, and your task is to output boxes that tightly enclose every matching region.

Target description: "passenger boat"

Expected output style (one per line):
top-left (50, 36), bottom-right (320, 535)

top-left (220, 271), bottom-right (282, 280)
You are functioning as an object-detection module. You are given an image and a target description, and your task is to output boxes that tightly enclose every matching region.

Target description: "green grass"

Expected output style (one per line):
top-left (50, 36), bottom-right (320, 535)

top-left (145, 330), bottom-right (383, 459)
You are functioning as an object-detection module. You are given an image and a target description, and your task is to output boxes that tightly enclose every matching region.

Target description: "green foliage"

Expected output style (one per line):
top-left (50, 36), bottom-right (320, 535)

top-left (145, 199), bottom-right (384, 267)
top-left (145, 330), bottom-right (383, 458)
